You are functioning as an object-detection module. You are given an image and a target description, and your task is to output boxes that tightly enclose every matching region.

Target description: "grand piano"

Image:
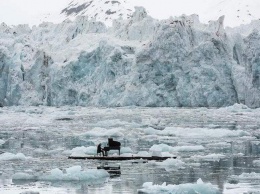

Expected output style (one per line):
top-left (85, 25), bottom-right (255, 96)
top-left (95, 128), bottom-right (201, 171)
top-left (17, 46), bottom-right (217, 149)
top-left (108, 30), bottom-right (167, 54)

top-left (103, 138), bottom-right (121, 156)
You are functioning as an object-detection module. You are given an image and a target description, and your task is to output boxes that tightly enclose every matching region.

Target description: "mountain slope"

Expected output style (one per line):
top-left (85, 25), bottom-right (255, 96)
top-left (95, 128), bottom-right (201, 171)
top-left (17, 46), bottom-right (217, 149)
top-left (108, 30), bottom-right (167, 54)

top-left (0, 0), bottom-right (260, 27)
top-left (60, 0), bottom-right (134, 25)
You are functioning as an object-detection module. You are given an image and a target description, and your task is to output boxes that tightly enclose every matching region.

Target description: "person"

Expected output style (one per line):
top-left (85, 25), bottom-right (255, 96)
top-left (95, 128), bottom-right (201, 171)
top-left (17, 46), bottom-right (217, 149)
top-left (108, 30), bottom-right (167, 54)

top-left (97, 143), bottom-right (105, 156)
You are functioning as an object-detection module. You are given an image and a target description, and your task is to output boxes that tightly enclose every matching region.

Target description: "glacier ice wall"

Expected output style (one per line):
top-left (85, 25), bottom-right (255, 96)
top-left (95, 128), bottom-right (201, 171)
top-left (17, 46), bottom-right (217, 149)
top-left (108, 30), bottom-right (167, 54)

top-left (0, 7), bottom-right (260, 108)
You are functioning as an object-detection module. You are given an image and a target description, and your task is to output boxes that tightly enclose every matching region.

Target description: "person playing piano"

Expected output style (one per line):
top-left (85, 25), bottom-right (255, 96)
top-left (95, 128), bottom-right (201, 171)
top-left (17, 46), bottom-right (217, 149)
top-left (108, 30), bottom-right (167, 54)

top-left (97, 143), bottom-right (105, 156)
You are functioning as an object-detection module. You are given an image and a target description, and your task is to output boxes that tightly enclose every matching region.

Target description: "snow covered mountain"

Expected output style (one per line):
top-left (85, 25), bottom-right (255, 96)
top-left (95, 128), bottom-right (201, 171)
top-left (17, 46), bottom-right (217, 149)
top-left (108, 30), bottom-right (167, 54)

top-left (60, 0), bottom-right (134, 25)
top-left (1, 0), bottom-right (260, 27)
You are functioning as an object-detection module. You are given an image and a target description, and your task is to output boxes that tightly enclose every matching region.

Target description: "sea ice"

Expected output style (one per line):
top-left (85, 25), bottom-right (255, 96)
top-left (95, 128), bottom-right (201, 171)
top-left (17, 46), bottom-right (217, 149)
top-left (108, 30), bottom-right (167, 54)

top-left (150, 158), bottom-right (186, 171)
top-left (149, 144), bottom-right (205, 153)
top-left (82, 127), bottom-right (124, 137)
top-left (0, 152), bottom-right (29, 161)
top-left (12, 166), bottom-right (109, 181)
top-left (237, 172), bottom-right (260, 179)
top-left (138, 178), bottom-right (220, 194)
top-left (12, 173), bottom-right (37, 180)
top-left (157, 127), bottom-right (251, 141)
top-left (136, 151), bottom-right (151, 157)
top-left (70, 146), bottom-right (97, 156)
top-left (253, 160), bottom-right (260, 167)
top-left (190, 154), bottom-right (226, 162)
top-left (19, 191), bottom-right (40, 194)
top-left (0, 139), bottom-right (5, 145)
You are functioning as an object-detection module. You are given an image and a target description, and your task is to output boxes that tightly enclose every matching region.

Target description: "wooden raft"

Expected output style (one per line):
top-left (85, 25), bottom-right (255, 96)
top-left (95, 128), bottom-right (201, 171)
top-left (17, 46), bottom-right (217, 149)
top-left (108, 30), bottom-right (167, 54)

top-left (68, 156), bottom-right (177, 161)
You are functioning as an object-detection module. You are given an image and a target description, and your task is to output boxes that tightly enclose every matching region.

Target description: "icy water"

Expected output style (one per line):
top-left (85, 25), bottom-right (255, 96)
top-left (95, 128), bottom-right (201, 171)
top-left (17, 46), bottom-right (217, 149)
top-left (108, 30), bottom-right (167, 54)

top-left (0, 106), bottom-right (260, 194)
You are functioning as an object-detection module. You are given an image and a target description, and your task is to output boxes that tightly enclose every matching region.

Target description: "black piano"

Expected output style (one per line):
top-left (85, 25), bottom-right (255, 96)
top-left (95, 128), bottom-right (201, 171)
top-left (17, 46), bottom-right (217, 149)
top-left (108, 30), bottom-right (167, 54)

top-left (103, 138), bottom-right (121, 156)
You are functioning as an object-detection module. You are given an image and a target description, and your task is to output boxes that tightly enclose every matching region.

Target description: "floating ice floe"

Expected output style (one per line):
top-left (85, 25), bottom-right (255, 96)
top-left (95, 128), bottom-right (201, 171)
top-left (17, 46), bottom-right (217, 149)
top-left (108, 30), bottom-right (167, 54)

top-left (190, 154), bottom-right (225, 162)
top-left (159, 127), bottom-right (251, 138)
top-left (138, 178), bottom-right (220, 194)
top-left (142, 127), bottom-right (161, 135)
top-left (149, 158), bottom-right (186, 171)
top-left (137, 151), bottom-right (151, 157)
top-left (253, 160), bottom-right (260, 167)
top-left (12, 173), bottom-right (37, 180)
top-left (20, 191), bottom-right (40, 194)
top-left (0, 152), bottom-right (30, 161)
top-left (219, 103), bottom-right (252, 112)
top-left (149, 144), bottom-right (205, 153)
top-left (120, 147), bottom-right (133, 154)
top-left (13, 166), bottom-right (109, 181)
top-left (0, 139), bottom-right (5, 146)
top-left (82, 127), bottom-right (124, 137)
top-left (223, 182), bottom-right (260, 194)
top-left (236, 172), bottom-right (260, 180)
top-left (70, 146), bottom-right (97, 156)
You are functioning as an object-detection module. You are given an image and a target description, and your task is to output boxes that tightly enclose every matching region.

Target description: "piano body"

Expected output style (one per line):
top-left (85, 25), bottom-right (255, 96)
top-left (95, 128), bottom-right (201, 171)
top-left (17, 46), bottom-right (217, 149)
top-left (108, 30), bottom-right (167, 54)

top-left (103, 138), bottom-right (121, 156)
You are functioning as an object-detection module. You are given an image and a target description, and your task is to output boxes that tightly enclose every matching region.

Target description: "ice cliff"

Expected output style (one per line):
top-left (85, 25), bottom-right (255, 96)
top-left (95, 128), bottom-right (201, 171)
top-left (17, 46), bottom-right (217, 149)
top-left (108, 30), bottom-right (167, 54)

top-left (0, 7), bottom-right (260, 108)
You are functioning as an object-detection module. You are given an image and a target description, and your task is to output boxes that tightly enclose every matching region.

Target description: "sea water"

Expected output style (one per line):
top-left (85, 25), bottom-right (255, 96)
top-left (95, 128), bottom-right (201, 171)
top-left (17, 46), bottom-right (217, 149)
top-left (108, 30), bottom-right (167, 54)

top-left (0, 106), bottom-right (260, 194)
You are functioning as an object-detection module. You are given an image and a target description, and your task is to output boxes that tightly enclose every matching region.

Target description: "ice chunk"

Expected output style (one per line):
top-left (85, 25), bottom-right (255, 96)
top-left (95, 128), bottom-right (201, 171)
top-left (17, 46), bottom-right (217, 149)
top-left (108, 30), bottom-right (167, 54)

top-left (139, 179), bottom-right (220, 194)
top-left (151, 158), bottom-right (186, 171)
top-left (12, 173), bottom-right (37, 180)
top-left (149, 144), bottom-right (205, 153)
top-left (13, 166), bottom-right (109, 182)
top-left (220, 103), bottom-right (251, 112)
top-left (137, 151), bottom-right (151, 157)
top-left (151, 150), bottom-right (162, 157)
top-left (0, 139), bottom-right (5, 145)
top-left (171, 146), bottom-right (205, 152)
top-left (149, 144), bottom-right (172, 152)
top-left (66, 166), bottom-right (81, 174)
top-left (253, 160), bottom-right (260, 167)
top-left (121, 147), bottom-right (133, 154)
top-left (19, 191), bottom-right (39, 194)
top-left (160, 158), bottom-right (185, 168)
top-left (161, 127), bottom-right (250, 138)
top-left (238, 172), bottom-right (260, 179)
top-left (191, 154), bottom-right (225, 162)
top-left (70, 146), bottom-right (97, 156)
top-left (142, 127), bottom-right (159, 135)
top-left (0, 152), bottom-right (29, 161)
top-left (83, 127), bottom-right (124, 137)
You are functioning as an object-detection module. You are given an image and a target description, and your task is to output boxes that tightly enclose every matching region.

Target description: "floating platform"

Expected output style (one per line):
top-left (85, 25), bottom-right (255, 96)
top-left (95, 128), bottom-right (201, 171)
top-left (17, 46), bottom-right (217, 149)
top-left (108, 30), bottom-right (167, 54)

top-left (68, 156), bottom-right (176, 161)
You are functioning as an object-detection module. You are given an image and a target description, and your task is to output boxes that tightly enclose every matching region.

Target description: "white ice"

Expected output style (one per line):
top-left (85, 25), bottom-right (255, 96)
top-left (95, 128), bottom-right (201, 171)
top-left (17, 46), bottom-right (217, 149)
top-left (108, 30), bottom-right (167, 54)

top-left (0, 152), bottom-right (30, 161)
top-left (12, 166), bottom-right (109, 181)
top-left (139, 178), bottom-right (220, 194)
top-left (1, 6), bottom-right (260, 108)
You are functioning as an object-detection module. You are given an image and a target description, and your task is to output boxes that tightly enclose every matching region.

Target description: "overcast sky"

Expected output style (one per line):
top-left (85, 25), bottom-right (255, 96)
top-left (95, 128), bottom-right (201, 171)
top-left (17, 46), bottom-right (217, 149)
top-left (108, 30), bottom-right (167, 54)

top-left (0, 0), bottom-right (70, 25)
top-left (0, 0), bottom-right (220, 25)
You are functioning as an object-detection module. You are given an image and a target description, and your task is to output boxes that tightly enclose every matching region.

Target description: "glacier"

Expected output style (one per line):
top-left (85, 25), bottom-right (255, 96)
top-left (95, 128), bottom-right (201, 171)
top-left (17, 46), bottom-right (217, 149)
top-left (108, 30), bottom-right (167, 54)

top-left (0, 7), bottom-right (260, 108)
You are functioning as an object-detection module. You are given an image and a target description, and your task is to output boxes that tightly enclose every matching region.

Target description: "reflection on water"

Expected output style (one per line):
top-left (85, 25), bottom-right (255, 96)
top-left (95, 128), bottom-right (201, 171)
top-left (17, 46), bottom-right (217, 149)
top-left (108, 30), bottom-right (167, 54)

top-left (97, 164), bottom-right (121, 178)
